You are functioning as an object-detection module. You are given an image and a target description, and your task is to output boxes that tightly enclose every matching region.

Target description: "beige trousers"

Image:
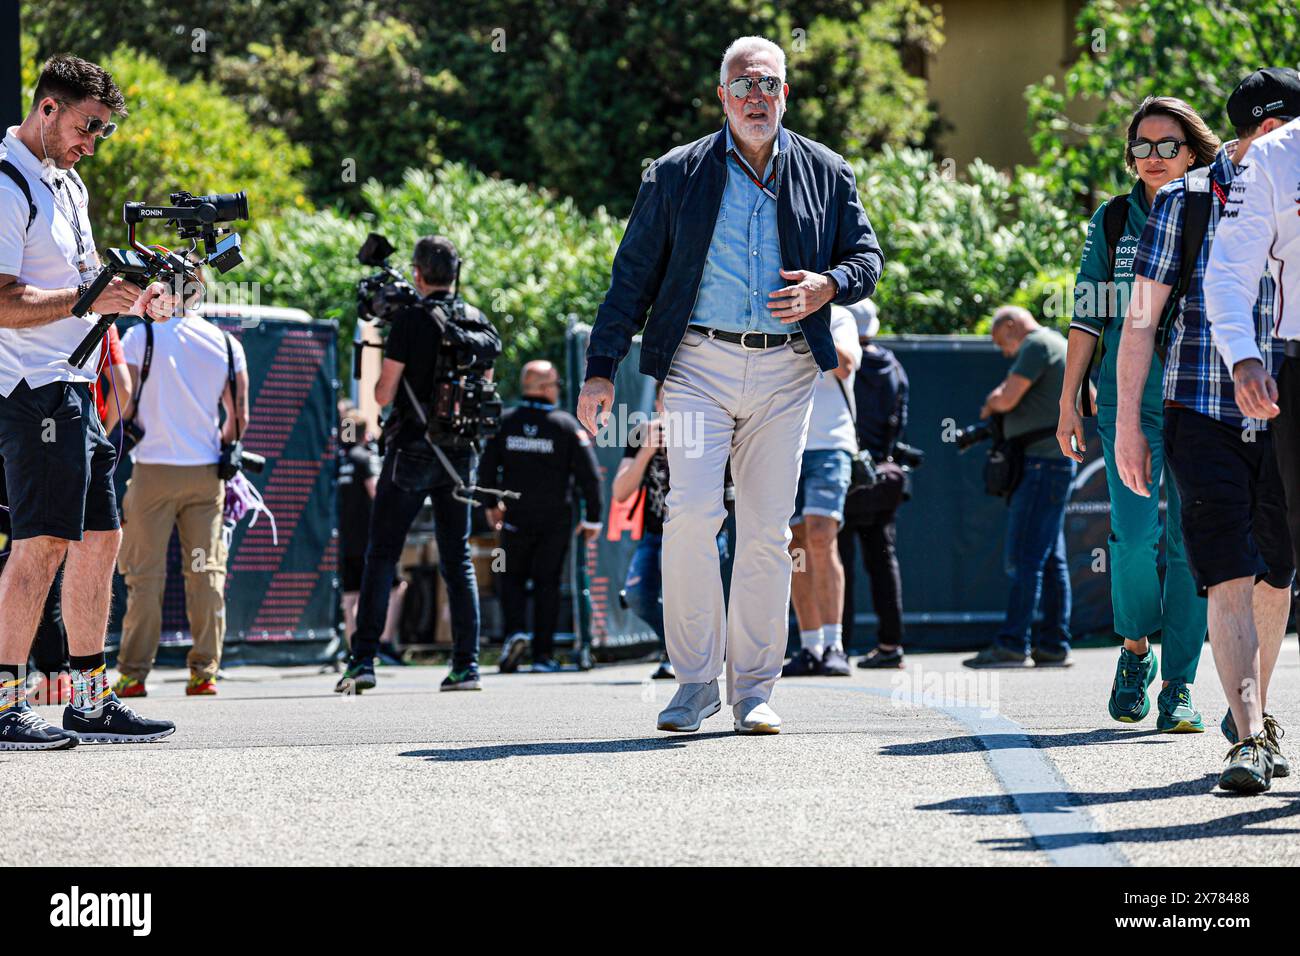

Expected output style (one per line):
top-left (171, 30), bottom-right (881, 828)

top-left (661, 328), bottom-right (818, 704)
top-left (117, 463), bottom-right (227, 680)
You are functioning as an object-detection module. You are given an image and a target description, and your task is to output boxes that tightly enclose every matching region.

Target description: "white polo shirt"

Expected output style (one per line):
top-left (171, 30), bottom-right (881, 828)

top-left (0, 127), bottom-right (104, 396)
top-left (1204, 117), bottom-right (1300, 363)
top-left (804, 305), bottom-right (864, 453)
top-left (121, 314), bottom-right (248, 466)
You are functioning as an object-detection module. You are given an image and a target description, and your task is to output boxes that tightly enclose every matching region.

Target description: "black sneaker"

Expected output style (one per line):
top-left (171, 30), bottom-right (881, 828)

top-left (498, 635), bottom-right (529, 674)
top-left (0, 704), bottom-right (79, 751)
top-left (440, 663), bottom-right (481, 692)
top-left (334, 660), bottom-right (376, 694)
top-left (62, 695), bottom-right (175, 744)
top-left (1219, 733), bottom-right (1273, 794)
top-left (821, 647), bottom-right (851, 677)
top-left (650, 657), bottom-right (676, 681)
top-left (782, 648), bottom-right (824, 677)
top-left (1031, 646), bottom-right (1074, 668)
top-left (962, 644), bottom-right (1031, 669)
top-left (857, 646), bottom-right (904, 669)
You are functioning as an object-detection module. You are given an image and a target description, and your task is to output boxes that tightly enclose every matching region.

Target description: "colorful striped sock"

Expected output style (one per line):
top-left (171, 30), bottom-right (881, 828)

top-left (70, 661), bottom-right (110, 713)
top-left (0, 667), bottom-right (25, 713)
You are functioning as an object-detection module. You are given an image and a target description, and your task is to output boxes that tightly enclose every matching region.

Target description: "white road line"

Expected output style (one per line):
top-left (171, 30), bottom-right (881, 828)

top-left (838, 685), bottom-right (1130, 867)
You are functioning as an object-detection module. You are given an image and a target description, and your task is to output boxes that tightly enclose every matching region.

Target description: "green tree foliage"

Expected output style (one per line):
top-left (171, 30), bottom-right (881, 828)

top-left (19, 43), bottom-right (311, 249)
top-left (1025, 0), bottom-right (1300, 213)
top-left (23, 0), bottom-right (942, 215)
top-left (239, 165), bottom-right (624, 393)
top-left (856, 147), bottom-right (1081, 334)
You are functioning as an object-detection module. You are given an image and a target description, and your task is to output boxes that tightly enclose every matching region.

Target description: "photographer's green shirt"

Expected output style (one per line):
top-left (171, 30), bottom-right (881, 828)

top-left (1004, 327), bottom-right (1067, 459)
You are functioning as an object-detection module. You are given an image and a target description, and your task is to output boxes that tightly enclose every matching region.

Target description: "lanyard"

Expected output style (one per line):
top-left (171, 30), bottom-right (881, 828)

top-left (728, 149), bottom-right (778, 202)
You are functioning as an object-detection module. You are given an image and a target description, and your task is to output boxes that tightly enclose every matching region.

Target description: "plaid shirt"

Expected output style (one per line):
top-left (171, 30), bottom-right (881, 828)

top-left (1134, 145), bottom-right (1283, 430)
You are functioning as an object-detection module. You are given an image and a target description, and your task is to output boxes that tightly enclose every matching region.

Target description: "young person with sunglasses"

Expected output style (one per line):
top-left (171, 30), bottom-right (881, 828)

top-left (578, 36), bottom-right (883, 735)
top-left (0, 54), bottom-right (177, 748)
top-left (1115, 68), bottom-right (1300, 793)
top-left (1058, 97), bottom-right (1219, 732)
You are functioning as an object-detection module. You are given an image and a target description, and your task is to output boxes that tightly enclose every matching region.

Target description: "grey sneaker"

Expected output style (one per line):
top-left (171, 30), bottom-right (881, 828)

top-left (733, 697), bottom-right (782, 735)
top-left (1221, 710), bottom-right (1289, 778)
top-left (1219, 733), bottom-right (1273, 794)
top-left (656, 680), bottom-right (721, 733)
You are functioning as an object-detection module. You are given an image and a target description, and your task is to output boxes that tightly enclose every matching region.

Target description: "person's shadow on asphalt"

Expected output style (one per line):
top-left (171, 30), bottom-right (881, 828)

top-left (880, 727), bottom-right (1168, 757)
top-left (399, 731), bottom-right (736, 761)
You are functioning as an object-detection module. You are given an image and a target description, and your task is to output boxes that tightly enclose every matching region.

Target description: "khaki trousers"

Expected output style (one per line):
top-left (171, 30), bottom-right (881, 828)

top-left (661, 328), bottom-right (818, 704)
top-left (117, 463), bottom-right (228, 680)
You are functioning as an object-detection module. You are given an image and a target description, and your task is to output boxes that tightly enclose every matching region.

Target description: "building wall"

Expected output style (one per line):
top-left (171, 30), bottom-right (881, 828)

top-left (925, 0), bottom-right (1086, 171)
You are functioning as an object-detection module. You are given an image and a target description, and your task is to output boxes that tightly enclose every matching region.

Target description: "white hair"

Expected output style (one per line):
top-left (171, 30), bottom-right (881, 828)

top-left (719, 36), bottom-right (786, 87)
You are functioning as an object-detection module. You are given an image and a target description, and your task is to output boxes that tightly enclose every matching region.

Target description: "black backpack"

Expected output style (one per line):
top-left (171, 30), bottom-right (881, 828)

top-left (428, 296), bottom-right (501, 370)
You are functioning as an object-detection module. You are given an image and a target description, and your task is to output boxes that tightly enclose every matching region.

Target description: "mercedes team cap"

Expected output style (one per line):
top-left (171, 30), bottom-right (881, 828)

top-left (1227, 67), bottom-right (1300, 129)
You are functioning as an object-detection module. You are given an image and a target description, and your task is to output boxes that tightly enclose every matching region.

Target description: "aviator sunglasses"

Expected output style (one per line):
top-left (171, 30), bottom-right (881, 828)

top-left (726, 75), bottom-right (782, 98)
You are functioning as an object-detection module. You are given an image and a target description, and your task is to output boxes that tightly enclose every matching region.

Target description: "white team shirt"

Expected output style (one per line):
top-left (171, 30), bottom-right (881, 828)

top-left (1204, 117), bottom-right (1300, 366)
top-left (804, 304), bottom-right (864, 453)
top-left (121, 314), bottom-right (248, 466)
top-left (0, 126), bottom-right (104, 396)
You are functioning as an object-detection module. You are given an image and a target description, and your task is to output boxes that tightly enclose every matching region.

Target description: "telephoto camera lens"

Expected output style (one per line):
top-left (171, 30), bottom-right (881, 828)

top-left (196, 191), bottom-right (248, 223)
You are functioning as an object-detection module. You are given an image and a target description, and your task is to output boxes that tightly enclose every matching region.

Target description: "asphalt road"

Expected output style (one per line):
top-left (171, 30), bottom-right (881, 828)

top-left (5, 643), bottom-right (1299, 866)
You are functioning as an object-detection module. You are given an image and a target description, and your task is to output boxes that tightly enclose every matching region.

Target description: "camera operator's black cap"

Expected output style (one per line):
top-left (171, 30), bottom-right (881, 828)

top-left (1227, 67), bottom-right (1300, 128)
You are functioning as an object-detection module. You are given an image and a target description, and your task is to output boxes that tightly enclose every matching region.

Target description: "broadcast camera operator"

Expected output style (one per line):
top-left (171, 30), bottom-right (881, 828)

top-left (111, 264), bottom-right (250, 699)
top-left (336, 235), bottom-right (502, 695)
top-left (962, 306), bottom-right (1076, 670)
top-left (0, 54), bottom-right (175, 748)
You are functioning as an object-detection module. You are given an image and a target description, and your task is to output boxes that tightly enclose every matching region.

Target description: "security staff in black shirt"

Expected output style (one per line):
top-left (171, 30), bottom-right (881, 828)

top-left (336, 236), bottom-right (488, 694)
top-left (480, 360), bottom-right (603, 673)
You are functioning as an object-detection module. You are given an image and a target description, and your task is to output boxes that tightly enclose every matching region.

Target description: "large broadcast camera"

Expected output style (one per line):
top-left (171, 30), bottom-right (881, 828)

top-left (69, 190), bottom-right (249, 368)
top-left (354, 233), bottom-right (503, 448)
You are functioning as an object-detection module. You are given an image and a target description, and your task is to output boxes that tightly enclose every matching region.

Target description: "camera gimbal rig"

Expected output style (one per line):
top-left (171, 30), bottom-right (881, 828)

top-left (68, 191), bottom-right (248, 368)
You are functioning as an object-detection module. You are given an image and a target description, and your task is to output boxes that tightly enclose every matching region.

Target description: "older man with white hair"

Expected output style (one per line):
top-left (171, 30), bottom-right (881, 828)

top-left (578, 36), bottom-right (884, 734)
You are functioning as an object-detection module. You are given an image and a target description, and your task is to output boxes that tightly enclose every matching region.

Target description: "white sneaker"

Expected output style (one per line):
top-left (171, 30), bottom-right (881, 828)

top-left (656, 680), bottom-right (721, 732)
top-left (733, 697), bottom-right (781, 735)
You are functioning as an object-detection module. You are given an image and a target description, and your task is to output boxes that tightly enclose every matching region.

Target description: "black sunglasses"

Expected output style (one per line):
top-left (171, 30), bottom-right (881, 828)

top-left (58, 99), bottom-right (117, 139)
top-left (725, 75), bottom-right (782, 98)
top-left (1129, 137), bottom-right (1185, 160)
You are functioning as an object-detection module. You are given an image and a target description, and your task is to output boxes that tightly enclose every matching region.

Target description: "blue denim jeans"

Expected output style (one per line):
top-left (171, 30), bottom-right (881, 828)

top-left (351, 444), bottom-right (480, 669)
top-left (623, 530), bottom-right (729, 649)
top-left (995, 456), bottom-right (1076, 655)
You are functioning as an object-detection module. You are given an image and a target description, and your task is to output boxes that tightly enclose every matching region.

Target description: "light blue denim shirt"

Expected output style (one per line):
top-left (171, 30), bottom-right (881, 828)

top-left (689, 123), bottom-right (789, 335)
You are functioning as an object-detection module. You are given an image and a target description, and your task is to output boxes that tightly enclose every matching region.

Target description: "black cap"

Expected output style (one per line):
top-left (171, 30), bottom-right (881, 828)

top-left (1227, 67), bottom-right (1300, 129)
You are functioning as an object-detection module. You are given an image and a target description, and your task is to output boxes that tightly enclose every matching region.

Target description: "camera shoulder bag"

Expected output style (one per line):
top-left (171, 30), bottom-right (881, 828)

top-left (837, 376), bottom-right (905, 518)
top-left (984, 425), bottom-right (1056, 500)
top-left (0, 160), bottom-right (37, 231)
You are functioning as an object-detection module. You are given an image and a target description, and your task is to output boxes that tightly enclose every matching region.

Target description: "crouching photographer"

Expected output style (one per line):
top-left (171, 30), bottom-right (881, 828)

top-left (336, 233), bottom-right (505, 695)
top-left (113, 264), bottom-right (251, 699)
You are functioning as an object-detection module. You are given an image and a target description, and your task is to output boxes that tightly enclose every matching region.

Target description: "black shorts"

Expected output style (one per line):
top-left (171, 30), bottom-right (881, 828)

top-left (341, 553), bottom-right (366, 592)
top-left (1163, 405), bottom-right (1295, 595)
top-left (0, 380), bottom-right (119, 541)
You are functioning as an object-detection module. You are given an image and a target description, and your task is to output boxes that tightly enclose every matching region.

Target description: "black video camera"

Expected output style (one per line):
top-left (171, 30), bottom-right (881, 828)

top-left (69, 191), bottom-right (250, 368)
top-left (356, 232), bottom-right (419, 326)
top-left (218, 440), bottom-right (266, 481)
top-left (953, 416), bottom-right (1003, 452)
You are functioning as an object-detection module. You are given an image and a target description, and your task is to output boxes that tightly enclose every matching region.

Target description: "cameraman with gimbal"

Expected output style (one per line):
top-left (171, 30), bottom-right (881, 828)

top-left (0, 54), bottom-right (176, 748)
top-left (336, 235), bottom-right (500, 695)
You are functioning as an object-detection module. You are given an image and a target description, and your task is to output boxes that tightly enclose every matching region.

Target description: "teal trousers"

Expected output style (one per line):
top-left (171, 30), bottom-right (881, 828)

top-left (1096, 402), bottom-right (1207, 683)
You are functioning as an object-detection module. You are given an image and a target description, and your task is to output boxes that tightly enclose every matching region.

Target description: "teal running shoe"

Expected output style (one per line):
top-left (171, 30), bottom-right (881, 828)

top-left (1155, 680), bottom-right (1204, 733)
top-left (1108, 646), bottom-right (1157, 723)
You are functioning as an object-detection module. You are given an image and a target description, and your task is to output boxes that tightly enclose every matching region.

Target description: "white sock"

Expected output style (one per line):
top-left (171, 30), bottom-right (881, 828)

top-left (822, 623), bottom-right (843, 653)
top-left (800, 629), bottom-right (824, 657)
